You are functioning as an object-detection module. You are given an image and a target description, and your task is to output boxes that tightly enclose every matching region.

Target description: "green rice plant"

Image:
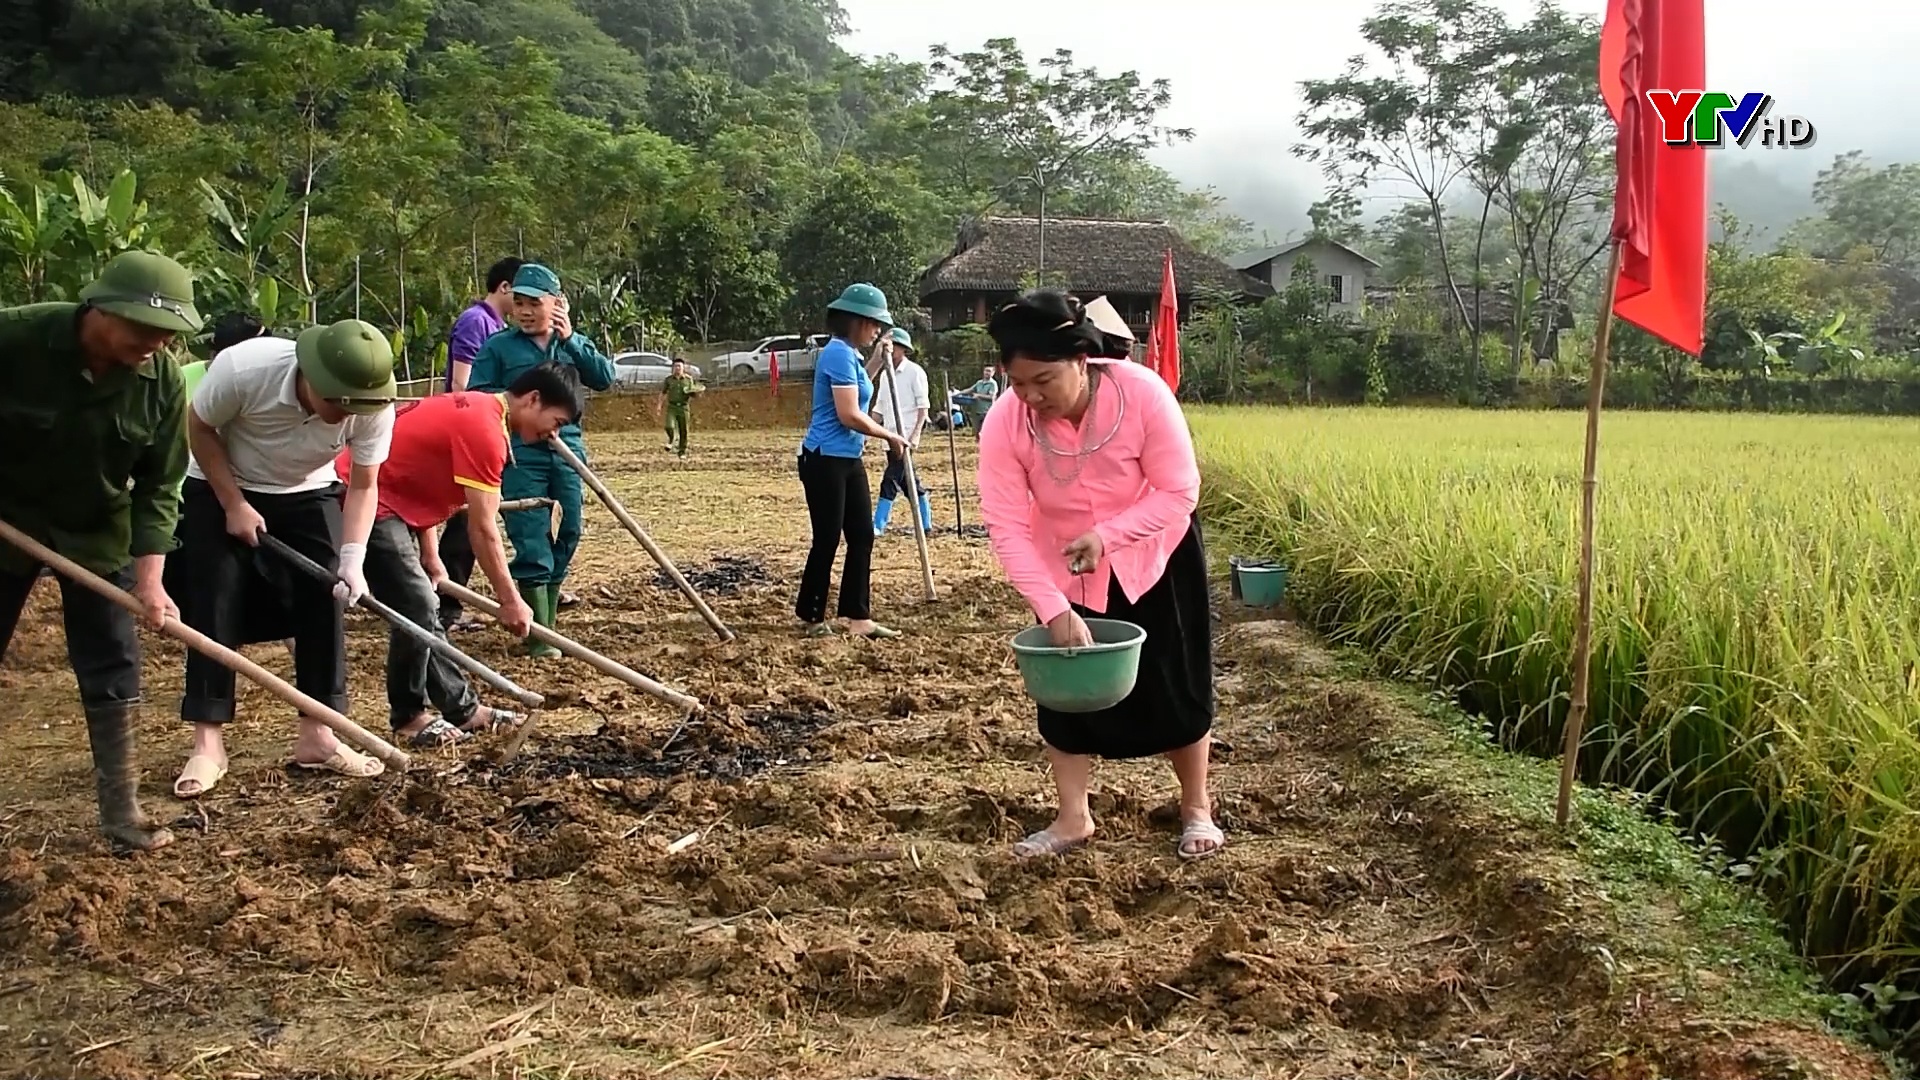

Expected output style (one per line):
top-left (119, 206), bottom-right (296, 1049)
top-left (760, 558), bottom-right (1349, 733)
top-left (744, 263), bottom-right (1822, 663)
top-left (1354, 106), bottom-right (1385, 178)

top-left (1194, 406), bottom-right (1920, 987)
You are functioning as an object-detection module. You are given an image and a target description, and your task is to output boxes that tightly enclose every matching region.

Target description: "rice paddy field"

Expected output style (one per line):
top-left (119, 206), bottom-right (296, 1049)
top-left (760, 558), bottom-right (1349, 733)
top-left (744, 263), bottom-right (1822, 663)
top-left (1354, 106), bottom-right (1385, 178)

top-left (1193, 407), bottom-right (1920, 998)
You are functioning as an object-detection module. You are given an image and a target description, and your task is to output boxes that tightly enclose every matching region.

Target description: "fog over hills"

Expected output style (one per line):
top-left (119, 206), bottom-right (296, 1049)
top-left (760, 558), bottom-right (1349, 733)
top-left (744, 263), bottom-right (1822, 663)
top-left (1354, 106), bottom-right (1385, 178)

top-left (841, 0), bottom-right (1919, 249)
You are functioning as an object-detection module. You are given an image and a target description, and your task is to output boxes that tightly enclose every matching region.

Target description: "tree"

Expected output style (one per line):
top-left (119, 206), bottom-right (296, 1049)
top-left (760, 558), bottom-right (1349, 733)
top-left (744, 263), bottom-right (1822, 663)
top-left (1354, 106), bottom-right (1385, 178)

top-left (1296, 0), bottom-right (1505, 337)
top-left (923, 37), bottom-right (1193, 270)
top-left (780, 163), bottom-right (922, 323)
top-left (1802, 152), bottom-right (1920, 274)
top-left (638, 178), bottom-right (782, 342)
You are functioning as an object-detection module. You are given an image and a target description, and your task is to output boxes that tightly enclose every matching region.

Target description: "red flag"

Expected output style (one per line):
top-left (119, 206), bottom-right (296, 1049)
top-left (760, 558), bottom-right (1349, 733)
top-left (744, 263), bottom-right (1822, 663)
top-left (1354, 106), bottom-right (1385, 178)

top-left (1143, 248), bottom-right (1181, 393)
top-left (1600, 0), bottom-right (1707, 355)
top-left (768, 350), bottom-right (780, 397)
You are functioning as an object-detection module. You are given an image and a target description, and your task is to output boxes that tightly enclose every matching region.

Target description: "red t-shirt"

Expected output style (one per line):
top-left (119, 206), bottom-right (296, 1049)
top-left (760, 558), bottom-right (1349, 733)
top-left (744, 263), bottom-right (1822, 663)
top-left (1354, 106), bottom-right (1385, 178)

top-left (336, 392), bottom-right (509, 528)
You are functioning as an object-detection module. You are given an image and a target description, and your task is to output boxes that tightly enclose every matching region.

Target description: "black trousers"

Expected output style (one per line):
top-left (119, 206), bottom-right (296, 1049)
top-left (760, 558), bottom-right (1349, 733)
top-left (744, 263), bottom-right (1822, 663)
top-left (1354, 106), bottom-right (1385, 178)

top-left (172, 478), bottom-right (348, 724)
top-left (436, 513), bottom-right (477, 626)
top-left (0, 564), bottom-right (141, 709)
top-left (365, 516), bottom-right (479, 728)
top-left (795, 448), bottom-right (873, 623)
top-left (878, 447), bottom-right (918, 501)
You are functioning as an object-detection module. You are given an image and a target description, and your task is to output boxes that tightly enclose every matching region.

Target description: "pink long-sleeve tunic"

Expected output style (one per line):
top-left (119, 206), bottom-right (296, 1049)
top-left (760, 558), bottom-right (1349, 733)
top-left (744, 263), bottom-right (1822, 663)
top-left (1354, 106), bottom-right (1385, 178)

top-left (976, 359), bottom-right (1201, 626)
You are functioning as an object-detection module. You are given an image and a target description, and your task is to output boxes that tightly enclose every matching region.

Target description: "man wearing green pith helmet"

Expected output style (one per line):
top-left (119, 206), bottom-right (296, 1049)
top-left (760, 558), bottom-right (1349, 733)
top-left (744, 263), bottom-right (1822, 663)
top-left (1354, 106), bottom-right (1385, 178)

top-left (0, 251), bottom-right (201, 851)
top-left (465, 263), bottom-right (616, 656)
top-left (170, 316), bottom-right (399, 800)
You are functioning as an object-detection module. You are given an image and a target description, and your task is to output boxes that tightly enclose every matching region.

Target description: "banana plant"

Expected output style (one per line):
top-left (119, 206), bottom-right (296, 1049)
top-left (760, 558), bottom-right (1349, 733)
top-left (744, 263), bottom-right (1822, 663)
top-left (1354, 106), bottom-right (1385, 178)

top-left (0, 172), bottom-right (75, 302)
top-left (66, 170), bottom-right (149, 273)
top-left (198, 177), bottom-right (303, 294)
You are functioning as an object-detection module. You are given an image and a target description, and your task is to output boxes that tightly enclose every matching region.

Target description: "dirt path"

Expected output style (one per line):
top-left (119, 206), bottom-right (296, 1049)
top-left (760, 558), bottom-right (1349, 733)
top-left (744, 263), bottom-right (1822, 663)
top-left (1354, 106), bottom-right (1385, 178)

top-left (0, 430), bottom-right (1882, 1080)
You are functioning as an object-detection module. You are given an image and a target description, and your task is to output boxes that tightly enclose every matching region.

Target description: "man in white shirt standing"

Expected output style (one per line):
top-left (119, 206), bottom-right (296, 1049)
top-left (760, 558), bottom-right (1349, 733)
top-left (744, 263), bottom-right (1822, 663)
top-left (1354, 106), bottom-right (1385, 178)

top-left (169, 320), bottom-right (397, 800)
top-left (870, 326), bottom-right (932, 536)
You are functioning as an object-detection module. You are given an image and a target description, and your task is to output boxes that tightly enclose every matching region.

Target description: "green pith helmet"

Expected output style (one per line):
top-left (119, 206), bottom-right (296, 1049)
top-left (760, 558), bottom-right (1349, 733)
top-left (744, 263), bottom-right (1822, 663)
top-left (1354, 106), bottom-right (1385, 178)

top-left (295, 319), bottom-right (397, 415)
top-left (889, 326), bottom-right (913, 351)
top-left (78, 251), bottom-right (203, 333)
top-left (825, 282), bottom-right (893, 327)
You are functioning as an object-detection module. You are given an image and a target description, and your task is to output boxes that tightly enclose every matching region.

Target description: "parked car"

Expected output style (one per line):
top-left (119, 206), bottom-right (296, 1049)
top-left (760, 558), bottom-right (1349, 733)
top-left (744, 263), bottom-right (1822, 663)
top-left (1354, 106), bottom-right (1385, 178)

top-left (612, 352), bottom-right (701, 388)
top-left (712, 334), bottom-right (827, 382)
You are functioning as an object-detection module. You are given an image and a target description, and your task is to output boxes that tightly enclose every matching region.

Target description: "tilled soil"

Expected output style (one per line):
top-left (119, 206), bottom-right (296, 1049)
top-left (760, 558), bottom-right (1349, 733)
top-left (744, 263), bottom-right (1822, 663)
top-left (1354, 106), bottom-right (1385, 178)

top-left (0, 429), bottom-right (1882, 1080)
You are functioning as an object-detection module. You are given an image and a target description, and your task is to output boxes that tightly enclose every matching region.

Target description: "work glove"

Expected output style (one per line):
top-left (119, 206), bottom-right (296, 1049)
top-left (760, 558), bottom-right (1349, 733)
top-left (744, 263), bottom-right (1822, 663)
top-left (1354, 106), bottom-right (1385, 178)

top-left (333, 542), bottom-right (369, 606)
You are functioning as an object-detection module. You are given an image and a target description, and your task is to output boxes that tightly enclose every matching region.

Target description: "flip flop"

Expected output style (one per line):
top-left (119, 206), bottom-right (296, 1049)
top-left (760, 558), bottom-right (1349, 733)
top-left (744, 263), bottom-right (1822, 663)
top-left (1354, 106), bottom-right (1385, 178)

top-left (173, 754), bottom-right (227, 800)
top-left (293, 745), bottom-right (386, 779)
top-left (1012, 829), bottom-right (1091, 859)
top-left (405, 716), bottom-right (471, 748)
top-left (1177, 819), bottom-right (1227, 861)
top-left (860, 624), bottom-right (902, 640)
top-left (802, 622), bottom-right (838, 639)
top-left (462, 708), bottom-right (523, 735)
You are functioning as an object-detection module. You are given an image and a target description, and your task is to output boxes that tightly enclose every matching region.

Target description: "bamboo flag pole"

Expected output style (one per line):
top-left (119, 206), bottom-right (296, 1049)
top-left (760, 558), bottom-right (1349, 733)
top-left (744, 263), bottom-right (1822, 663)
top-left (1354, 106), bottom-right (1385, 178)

top-left (879, 356), bottom-right (936, 601)
top-left (0, 518), bottom-right (410, 772)
top-left (545, 435), bottom-right (734, 642)
top-left (1556, 239), bottom-right (1625, 827)
top-left (941, 371), bottom-right (963, 531)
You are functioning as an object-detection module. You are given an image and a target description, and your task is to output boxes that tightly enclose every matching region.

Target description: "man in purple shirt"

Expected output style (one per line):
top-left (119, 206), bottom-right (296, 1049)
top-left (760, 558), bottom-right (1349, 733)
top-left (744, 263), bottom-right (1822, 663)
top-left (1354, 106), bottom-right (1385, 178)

top-left (438, 256), bottom-right (522, 630)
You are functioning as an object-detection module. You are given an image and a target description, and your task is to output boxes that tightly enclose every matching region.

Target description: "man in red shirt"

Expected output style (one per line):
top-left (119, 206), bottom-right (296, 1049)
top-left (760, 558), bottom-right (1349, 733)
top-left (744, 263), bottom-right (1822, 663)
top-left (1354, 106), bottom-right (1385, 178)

top-left (336, 362), bottom-right (582, 747)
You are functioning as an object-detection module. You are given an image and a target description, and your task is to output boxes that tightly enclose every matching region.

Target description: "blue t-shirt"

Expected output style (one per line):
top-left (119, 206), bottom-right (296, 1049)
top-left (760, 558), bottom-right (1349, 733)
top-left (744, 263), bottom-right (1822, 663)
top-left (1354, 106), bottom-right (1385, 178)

top-left (802, 338), bottom-right (871, 458)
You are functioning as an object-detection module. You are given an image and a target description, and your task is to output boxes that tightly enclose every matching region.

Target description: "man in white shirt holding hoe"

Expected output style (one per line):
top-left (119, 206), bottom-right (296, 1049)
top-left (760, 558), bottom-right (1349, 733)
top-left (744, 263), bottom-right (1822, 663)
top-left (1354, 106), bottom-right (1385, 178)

top-left (870, 326), bottom-right (931, 536)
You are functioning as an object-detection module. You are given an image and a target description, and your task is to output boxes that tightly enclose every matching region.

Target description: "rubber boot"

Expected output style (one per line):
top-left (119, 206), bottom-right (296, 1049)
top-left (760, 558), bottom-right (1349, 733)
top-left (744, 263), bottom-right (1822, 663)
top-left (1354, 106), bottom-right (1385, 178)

top-left (518, 583), bottom-right (560, 658)
top-left (873, 497), bottom-right (894, 536)
top-left (918, 493), bottom-right (933, 534)
top-left (84, 704), bottom-right (173, 851)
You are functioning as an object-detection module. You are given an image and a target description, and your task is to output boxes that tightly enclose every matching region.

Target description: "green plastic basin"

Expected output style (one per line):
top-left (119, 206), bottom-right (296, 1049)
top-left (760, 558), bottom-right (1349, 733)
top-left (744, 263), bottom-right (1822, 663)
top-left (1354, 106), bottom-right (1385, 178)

top-left (1008, 618), bottom-right (1146, 713)
top-left (1234, 562), bottom-right (1288, 607)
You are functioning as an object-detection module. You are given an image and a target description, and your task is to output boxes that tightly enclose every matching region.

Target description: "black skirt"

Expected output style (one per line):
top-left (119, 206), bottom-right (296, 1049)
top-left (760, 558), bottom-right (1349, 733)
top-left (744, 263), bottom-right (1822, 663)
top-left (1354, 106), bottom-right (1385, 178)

top-left (1037, 515), bottom-right (1215, 759)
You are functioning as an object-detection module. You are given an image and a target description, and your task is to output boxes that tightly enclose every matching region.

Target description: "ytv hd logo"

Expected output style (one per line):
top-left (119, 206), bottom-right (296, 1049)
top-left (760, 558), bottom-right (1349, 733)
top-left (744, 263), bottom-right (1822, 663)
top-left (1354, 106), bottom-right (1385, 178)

top-left (1645, 91), bottom-right (1817, 149)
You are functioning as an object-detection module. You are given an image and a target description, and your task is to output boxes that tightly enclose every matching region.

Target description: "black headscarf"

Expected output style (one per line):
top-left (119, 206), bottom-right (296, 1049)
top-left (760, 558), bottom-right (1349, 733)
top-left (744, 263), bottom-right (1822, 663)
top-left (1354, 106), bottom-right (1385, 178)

top-left (987, 289), bottom-right (1132, 363)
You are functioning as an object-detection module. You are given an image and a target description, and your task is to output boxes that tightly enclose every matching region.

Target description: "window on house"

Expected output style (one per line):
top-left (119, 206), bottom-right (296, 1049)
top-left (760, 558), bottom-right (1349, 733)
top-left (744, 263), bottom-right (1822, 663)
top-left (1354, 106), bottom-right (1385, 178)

top-left (1327, 274), bottom-right (1344, 303)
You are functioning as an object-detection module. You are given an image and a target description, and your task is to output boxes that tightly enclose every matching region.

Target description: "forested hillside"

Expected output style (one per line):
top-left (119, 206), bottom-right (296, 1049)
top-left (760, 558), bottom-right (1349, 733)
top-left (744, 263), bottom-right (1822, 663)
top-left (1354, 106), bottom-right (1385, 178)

top-left (0, 0), bottom-right (1249, 357)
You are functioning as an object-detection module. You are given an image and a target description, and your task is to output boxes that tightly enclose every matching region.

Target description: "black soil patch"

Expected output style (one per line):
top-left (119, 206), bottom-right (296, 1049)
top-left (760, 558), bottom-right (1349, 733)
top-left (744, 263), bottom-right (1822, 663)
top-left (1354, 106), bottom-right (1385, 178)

top-left (488, 709), bottom-right (835, 783)
top-left (657, 554), bottom-right (775, 595)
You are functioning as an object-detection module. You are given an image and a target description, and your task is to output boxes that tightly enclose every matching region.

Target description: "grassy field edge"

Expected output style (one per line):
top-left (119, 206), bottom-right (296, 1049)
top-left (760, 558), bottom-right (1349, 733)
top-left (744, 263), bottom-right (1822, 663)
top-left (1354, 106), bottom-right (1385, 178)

top-left (1206, 531), bottom-right (1898, 1076)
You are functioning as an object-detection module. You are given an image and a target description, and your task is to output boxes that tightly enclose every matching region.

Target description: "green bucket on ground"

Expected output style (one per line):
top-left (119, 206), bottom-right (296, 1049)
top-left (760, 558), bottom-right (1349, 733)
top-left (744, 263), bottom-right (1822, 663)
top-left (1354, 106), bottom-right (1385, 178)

top-left (1230, 556), bottom-right (1288, 608)
top-left (1008, 618), bottom-right (1146, 713)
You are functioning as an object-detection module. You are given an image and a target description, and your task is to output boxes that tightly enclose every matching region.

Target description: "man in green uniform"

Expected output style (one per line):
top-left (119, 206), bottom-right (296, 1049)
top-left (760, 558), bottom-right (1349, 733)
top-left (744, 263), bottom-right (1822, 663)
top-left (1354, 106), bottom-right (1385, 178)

top-left (659, 358), bottom-right (703, 458)
top-left (466, 263), bottom-right (615, 655)
top-left (0, 251), bottom-right (201, 852)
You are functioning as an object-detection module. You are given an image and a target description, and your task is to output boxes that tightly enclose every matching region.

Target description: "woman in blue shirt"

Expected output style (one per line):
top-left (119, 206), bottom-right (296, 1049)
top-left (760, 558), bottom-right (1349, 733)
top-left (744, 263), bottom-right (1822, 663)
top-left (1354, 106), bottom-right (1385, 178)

top-left (796, 283), bottom-right (909, 639)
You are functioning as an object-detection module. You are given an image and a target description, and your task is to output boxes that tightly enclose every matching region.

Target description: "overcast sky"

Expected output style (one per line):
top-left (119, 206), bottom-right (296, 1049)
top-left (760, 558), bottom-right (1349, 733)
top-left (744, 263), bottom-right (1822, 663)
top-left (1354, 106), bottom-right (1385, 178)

top-left (838, 0), bottom-right (1920, 239)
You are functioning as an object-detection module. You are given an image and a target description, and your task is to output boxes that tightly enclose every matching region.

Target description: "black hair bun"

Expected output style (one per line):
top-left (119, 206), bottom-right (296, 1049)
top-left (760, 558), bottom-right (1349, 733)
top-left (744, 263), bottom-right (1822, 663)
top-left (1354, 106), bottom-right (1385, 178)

top-left (987, 288), bottom-right (1102, 361)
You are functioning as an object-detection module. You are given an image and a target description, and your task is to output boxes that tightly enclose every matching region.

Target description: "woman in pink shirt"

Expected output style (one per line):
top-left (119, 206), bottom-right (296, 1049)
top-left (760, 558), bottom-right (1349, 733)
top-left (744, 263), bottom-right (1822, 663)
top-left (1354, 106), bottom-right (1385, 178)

top-left (977, 290), bottom-right (1222, 862)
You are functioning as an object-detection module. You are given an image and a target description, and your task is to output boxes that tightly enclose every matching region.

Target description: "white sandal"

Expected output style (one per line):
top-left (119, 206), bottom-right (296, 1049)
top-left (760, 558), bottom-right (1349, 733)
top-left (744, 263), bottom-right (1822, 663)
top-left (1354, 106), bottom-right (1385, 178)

top-left (293, 745), bottom-right (385, 778)
top-left (1177, 819), bottom-right (1226, 861)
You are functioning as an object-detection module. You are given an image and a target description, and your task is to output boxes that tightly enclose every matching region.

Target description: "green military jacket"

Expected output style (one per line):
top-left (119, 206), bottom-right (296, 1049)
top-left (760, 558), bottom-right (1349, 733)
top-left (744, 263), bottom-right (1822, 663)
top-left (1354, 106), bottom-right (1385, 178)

top-left (663, 373), bottom-right (701, 409)
top-left (0, 303), bottom-right (188, 576)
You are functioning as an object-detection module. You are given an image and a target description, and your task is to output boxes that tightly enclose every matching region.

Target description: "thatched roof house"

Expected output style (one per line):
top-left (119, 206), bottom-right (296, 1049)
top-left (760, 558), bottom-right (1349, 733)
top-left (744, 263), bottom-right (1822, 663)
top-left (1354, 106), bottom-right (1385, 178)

top-left (918, 216), bottom-right (1273, 332)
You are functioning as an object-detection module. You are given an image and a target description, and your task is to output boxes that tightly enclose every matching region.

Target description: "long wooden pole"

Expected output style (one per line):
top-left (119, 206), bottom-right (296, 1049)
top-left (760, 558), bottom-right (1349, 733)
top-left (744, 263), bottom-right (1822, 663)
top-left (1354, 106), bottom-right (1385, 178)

top-left (256, 533), bottom-right (543, 709)
top-left (545, 436), bottom-right (734, 642)
top-left (941, 372), bottom-right (963, 531)
top-left (879, 358), bottom-right (936, 600)
top-left (446, 497), bottom-right (553, 518)
top-left (0, 518), bottom-right (410, 772)
top-left (1556, 239), bottom-right (1624, 827)
top-left (435, 580), bottom-right (701, 714)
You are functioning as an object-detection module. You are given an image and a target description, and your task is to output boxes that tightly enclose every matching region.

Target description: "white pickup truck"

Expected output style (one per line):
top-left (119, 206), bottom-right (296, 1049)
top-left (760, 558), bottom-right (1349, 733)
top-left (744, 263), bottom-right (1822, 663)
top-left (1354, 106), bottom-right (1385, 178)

top-left (713, 334), bottom-right (828, 382)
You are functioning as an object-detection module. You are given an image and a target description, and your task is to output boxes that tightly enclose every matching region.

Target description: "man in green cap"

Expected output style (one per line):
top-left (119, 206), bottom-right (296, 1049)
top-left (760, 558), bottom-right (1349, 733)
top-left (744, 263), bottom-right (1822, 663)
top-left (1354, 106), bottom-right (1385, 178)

top-left (466, 263), bottom-right (615, 656)
top-left (0, 250), bottom-right (201, 851)
top-left (657, 358), bottom-right (703, 458)
top-left (169, 318), bottom-right (398, 800)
